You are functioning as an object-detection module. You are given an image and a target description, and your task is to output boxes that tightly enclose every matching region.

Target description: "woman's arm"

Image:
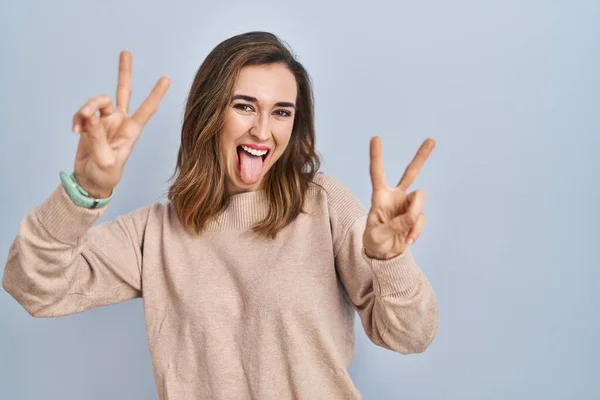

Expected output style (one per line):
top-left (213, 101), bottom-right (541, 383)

top-left (335, 214), bottom-right (438, 354)
top-left (2, 185), bottom-right (150, 317)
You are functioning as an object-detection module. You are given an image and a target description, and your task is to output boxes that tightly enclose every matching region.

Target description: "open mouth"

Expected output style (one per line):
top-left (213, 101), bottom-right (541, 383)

top-left (236, 144), bottom-right (271, 185)
top-left (236, 144), bottom-right (270, 165)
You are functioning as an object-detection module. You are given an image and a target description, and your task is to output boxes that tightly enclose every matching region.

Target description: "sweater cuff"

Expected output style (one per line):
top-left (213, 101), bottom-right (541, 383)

top-left (362, 247), bottom-right (422, 297)
top-left (35, 184), bottom-right (107, 244)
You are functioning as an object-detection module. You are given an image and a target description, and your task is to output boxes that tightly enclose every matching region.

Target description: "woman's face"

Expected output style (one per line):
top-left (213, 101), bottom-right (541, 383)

top-left (221, 63), bottom-right (297, 195)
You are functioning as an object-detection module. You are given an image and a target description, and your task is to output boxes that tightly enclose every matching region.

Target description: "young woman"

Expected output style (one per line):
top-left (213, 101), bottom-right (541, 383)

top-left (3, 31), bottom-right (438, 399)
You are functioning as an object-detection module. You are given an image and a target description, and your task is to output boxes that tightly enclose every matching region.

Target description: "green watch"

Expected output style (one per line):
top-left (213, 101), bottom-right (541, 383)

top-left (59, 171), bottom-right (113, 209)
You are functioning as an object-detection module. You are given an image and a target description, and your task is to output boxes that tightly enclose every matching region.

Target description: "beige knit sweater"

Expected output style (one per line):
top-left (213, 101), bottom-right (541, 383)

top-left (2, 173), bottom-right (438, 399)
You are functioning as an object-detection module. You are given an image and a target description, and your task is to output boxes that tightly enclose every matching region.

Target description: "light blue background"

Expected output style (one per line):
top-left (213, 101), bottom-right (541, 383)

top-left (1, 1), bottom-right (598, 399)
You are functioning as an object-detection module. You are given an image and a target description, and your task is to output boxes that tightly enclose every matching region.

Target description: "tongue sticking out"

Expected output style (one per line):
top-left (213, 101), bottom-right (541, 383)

top-left (239, 149), bottom-right (264, 185)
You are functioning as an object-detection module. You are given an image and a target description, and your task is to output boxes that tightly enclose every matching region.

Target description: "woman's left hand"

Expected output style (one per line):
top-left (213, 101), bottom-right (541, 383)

top-left (363, 136), bottom-right (436, 260)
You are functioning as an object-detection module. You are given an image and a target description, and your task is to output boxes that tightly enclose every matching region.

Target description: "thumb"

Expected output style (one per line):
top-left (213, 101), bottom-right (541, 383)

top-left (388, 212), bottom-right (416, 236)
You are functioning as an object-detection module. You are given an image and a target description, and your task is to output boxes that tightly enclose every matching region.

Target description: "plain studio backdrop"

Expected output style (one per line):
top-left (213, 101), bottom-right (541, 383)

top-left (0, 1), bottom-right (598, 399)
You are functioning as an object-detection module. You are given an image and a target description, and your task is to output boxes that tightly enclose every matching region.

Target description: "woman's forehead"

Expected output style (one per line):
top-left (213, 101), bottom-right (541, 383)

top-left (233, 64), bottom-right (297, 104)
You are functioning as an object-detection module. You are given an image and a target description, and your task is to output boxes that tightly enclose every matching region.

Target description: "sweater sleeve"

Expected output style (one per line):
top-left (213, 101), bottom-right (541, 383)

top-left (2, 185), bottom-right (150, 318)
top-left (316, 173), bottom-right (438, 354)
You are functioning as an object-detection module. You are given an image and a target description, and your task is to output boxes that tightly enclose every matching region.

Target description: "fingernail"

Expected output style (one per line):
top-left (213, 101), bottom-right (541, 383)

top-left (73, 124), bottom-right (80, 133)
top-left (81, 107), bottom-right (90, 116)
top-left (407, 238), bottom-right (414, 245)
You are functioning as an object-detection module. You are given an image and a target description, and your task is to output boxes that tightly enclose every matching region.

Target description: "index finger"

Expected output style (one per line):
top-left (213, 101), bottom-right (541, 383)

top-left (396, 138), bottom-right (436, 190)
top-left (116, 51), bottom-right (132, 113)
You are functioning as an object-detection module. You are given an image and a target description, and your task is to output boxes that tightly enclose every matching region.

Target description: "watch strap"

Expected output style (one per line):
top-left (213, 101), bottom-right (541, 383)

top-left (59, 171), bottom-right (112, 209)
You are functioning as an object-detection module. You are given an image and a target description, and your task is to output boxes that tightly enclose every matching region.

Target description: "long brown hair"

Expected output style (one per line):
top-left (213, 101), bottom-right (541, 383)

top-left (168, 31), bottom-right (321, 238)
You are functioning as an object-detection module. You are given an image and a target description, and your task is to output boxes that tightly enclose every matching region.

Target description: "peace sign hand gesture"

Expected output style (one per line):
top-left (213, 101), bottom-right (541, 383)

top-left (363, 136), bottom-right (436, 260)
top-left (71, 51), bottom-right (170, 198)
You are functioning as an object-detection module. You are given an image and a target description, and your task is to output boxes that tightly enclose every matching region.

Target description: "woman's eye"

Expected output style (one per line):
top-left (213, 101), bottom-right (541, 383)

top-left (234, 103), bottom-right (253, 112)
top-left (274, 109), bottom-right (292, 117)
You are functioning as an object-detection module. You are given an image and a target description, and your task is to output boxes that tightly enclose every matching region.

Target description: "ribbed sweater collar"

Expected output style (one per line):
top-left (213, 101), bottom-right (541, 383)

top-left (204, 190), bottom-right (269, 231)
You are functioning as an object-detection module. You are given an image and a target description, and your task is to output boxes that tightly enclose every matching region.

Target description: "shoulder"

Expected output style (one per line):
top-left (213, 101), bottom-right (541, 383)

top-left (310, 172), bottom-right (356, 197)
top-left (308, 172), bottom-right (367, 224)
top-left (114, 200), bottom-right (173, 235)
top-left (309, 172), bottom-right (365, 208)
top-left (310, 172), bottom-right (346, 192)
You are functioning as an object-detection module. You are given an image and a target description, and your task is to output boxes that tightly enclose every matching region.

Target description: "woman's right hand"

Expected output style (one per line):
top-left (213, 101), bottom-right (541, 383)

top-left (71, 51), bottom-right (170, 198)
